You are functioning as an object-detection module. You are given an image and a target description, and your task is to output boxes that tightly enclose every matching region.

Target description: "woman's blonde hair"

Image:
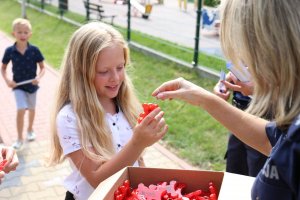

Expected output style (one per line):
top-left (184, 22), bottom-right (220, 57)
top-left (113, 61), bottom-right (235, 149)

top-left (49, 22), bottom-right (141, 165)
top-left (220, 0), bottom-right (300, 129)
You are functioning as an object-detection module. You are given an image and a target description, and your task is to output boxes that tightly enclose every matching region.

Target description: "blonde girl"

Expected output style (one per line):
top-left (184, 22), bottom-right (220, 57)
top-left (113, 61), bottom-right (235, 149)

top-left (49, 22), bottom-right (168, 200)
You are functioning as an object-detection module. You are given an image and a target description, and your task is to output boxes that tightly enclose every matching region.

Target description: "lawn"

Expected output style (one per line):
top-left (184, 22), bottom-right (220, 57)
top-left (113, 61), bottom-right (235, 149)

top-left (0, 0), bottom-right (228, 170)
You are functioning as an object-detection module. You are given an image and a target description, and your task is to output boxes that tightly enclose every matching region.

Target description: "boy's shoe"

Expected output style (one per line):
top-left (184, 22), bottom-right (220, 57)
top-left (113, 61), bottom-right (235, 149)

top-left (12, 140), bottom-right (23, 150)
top-left (27, 131), bottom-right (36, 141)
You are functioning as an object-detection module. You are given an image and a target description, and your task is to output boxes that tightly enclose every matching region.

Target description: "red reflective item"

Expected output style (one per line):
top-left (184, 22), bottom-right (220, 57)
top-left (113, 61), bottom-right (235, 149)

top-left (114, 179), bottom-right (218, 200)
top-left (209, 181), bottom-right (218, 198)
top-left (137, 103), bottom-right (159, 124)
top-left (0, 159), bottom-right (7, 171)
top-left (114, 180), bottom-right (131, 200)
top-left (210, 193), bottom-right (217, 200)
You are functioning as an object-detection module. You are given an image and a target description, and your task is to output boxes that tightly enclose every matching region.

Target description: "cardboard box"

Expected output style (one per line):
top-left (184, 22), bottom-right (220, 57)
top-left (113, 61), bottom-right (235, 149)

top-left (89, 167), bottom-right (255, 200)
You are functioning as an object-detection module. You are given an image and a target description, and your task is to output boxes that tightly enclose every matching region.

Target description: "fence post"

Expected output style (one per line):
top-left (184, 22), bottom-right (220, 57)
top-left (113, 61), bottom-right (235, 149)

top-left (127, 0), bottom-right (131, 42)
top-left (193, 0), bottom-right (203, 67)
top-left (41, 0), bottom-right (44, 10)
top-left (59, 0), bottom-right (68, 10)
top-left (22, 0), bottom-right (27, 18)
top-left (86, 0), bottom-right (90, 21)
top-left (59, 0), bottom-right (68, 17)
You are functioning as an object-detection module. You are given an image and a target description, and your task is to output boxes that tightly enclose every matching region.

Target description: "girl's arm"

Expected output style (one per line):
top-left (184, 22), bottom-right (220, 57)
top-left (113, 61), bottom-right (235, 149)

top-left (68, 108), bottom-right (167, 188)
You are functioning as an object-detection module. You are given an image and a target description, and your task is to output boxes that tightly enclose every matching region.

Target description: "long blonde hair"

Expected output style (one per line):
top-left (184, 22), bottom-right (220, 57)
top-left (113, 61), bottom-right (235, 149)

top-left (220, 0), bottom-right (300, 129)
top-left (49, 22), bottom-right (141, 165)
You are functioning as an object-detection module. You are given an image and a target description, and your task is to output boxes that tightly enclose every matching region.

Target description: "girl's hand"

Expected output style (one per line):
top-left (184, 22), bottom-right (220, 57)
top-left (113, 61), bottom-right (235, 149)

top-left (132, 107), bottom-right (168, 148)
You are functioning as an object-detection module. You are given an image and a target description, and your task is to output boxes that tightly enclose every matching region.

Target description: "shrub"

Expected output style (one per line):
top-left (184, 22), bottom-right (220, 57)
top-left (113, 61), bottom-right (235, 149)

top-left (188, 0), bottom-right (220, 8)
top-left (204, 0), bottom-right (220, 7)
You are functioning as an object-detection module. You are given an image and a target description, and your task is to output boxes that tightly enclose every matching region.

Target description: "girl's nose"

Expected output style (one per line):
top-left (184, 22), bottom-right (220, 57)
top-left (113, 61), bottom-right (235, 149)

top-left (110, 70), bottom-right (119, 81)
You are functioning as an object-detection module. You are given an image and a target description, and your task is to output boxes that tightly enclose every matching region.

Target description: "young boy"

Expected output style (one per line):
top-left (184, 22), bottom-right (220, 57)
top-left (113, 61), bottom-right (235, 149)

top-left (1, 18), bottom-right (45, 150)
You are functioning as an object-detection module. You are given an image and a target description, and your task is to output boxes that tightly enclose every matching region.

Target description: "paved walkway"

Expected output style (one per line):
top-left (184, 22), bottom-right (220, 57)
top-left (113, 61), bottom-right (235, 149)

top-left (0, 30), bottom-right (196, 199)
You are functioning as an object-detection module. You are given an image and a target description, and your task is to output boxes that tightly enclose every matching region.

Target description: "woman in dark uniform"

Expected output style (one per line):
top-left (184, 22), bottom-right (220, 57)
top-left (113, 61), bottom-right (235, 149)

top-left (153, 0), bottom-right (300, 199)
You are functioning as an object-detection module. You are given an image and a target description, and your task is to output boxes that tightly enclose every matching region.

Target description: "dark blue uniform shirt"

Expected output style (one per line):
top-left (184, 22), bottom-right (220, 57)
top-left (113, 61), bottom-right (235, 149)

top-left (2, 42), bottom-right (44, 93)
top-left (232, 91), bottom-right (251, 110)
top-left (251, 115), bottom-right (300, 200)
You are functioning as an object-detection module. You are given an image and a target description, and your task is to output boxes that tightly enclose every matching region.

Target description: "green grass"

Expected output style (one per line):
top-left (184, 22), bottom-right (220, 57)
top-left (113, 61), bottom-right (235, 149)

top-left (130, 30), bottom-right (225, 72)
top-left (0, 0), bottom-right (227, 170)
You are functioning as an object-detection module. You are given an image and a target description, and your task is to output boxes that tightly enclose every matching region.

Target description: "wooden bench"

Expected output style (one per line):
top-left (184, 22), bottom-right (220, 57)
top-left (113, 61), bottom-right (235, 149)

top-left (83, 1), bottom-right (116, 25)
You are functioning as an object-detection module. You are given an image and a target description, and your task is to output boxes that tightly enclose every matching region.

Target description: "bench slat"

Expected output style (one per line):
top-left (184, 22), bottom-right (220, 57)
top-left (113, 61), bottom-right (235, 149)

top-left (83, 0), bottom-right (116, 25)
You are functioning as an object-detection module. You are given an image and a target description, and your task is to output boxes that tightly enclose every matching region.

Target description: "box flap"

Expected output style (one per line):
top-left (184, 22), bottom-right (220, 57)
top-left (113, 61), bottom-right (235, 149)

top-left (89, 167), bottom-right (129, 200)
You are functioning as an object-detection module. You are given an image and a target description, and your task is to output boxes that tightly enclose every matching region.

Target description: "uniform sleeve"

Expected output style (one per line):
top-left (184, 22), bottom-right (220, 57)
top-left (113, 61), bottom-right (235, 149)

top-left (56, 107), bottom-right (81, 155)
top-left (2, 48), bottom-right (11, 64)
top-left (265, 121), bottom-right (282, 146)
top-left (272, 119), bottom-right (300, 199)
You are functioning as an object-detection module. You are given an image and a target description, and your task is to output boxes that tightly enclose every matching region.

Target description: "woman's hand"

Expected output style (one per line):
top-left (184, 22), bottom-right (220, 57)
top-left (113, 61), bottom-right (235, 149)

top-left (222, 73), bottom-right (254, 96)
top-left (152, 77), bottom-right (210, 106)
top-left (213, 81), bottom-right (231, 101)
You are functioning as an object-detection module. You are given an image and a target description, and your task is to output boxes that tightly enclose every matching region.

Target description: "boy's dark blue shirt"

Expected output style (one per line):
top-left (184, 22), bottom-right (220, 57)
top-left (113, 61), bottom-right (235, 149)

top-left (2, 42), bottom-right (44, 93)
top-left (251, 115), bottom-right (300, 200)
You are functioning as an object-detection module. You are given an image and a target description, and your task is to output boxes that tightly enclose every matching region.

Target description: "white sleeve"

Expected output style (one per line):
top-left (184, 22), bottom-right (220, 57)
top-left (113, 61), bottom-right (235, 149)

top-left (56, 105), bottom-right (81, 155)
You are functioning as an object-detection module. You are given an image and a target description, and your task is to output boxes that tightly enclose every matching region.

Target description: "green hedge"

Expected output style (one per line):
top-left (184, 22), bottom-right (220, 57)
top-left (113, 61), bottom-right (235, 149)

top-left (188, 0), bottom-right (220, 7)
top-left (204, 0), bottom-right (220, 7)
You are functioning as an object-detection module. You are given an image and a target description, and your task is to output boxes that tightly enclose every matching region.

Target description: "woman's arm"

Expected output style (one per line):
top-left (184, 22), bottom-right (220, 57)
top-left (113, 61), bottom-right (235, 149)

top-left (152, 77), bottom-right (271, 155)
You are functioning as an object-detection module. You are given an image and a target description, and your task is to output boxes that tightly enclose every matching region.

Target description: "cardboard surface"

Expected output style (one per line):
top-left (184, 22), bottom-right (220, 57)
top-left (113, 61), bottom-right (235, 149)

top-left (89, 167), bottom-right (255, 200)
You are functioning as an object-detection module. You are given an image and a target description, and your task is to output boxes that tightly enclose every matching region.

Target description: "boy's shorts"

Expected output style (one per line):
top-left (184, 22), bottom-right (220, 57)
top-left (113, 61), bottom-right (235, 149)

top-left (14, 89), bottom-right (37, 110)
